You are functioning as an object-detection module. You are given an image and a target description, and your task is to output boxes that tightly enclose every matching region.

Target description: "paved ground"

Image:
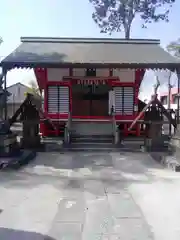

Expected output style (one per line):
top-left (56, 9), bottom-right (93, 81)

top-left (0, 152), bottom-right (180, 239)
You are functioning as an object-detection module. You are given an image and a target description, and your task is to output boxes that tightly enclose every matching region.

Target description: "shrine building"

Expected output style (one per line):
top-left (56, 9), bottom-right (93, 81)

top-left (1, 37), bottom-right (180, 137)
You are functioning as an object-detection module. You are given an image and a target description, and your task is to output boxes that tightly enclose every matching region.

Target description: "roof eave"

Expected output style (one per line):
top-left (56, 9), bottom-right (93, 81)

top-left (1, 61), bottom-right (180, 71)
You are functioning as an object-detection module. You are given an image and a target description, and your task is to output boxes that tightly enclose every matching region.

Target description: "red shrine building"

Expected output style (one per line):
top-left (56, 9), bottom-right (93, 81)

top-left (1, 37), bottom-right (180, 138)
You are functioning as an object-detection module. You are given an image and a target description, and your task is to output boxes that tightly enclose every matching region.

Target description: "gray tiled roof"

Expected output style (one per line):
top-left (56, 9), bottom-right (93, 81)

top-left (7, 82), bottom-right (30, 104)
top-left (1, 37), bottom-right (180, 69)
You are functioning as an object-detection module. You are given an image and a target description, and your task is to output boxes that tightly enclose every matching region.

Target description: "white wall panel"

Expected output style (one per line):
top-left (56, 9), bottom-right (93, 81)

top-left (72, 68), bottom-right (86, 77)
top-left (112, 69), bottom-right (135, 82)
top-left (96, 68), bottom-right (109, 77)
top-left (47, 68), bottom-right (69, 81)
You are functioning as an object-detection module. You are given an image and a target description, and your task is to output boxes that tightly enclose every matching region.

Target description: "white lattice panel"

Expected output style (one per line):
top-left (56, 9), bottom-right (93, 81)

top-left (48, 86), bottom-right (58, 113)
top-left (59, 86), bottom-right (69, 114)
top-left (114, 87), bottom-right (123, 114)
top-left (123, 87), bottom-right (134, 115)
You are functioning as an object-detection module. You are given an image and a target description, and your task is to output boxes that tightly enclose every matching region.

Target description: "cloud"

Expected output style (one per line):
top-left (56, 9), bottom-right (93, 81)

top-left (6, 69), bottom-right (35, 86)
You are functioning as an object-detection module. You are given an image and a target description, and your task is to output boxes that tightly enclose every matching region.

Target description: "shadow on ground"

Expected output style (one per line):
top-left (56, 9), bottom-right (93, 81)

top-left (0, 227), bottom-right (56, 240)
top-left (0, 151), bottom-right (177, 197)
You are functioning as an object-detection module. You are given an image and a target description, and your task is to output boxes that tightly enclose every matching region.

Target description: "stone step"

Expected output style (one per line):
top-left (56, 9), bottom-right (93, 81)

top-left (66, 143), bottom-right (116, 148)
top-left (71, 139), bottom-right (114, 144)
top-left (71, 122), bottom-right (113, 136)
top-left (61, 145), bottom-right (142, 152)
top-left (71, 135), bottom-right (113, 143)
top-left (71, 133), bottom-right (113, 137)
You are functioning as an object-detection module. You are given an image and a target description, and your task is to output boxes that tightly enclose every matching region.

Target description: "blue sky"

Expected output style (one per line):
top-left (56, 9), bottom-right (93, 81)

top-left (0, 0), bottom-right (180, 98)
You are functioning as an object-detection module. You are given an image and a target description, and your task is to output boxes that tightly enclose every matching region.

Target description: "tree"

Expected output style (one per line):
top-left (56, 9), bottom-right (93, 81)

top-left (89, 0), bottom-right (175, 39)
top-left (27, 80), bottom-right (41, 97)
top-left (153, 75), bottom-right (160, 95)
top-left (167, 38), bottom-right (180, 58)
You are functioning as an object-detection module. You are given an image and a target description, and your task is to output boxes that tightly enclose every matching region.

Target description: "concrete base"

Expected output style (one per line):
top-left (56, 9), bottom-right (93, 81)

top-left (150, 152), bottom-right (180, 172)
top-left (168, 124), bottom-right (180, 170)
top-left (20, 135), bottom-right (41, 149)
top-left (142, 135), bottom-right (180, 172)
top-left (143, 134), bottom-right (170, 152)
top-left (0, 150), bottom-right (36, 170)
top-left (0, 133), bottom-right (19, 157)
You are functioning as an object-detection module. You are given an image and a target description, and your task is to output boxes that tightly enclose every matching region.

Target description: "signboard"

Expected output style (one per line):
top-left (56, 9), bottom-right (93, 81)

top-left (76, 79), bottom-right (107, 85)
top-left (63, 76), bottom-right (120, 85)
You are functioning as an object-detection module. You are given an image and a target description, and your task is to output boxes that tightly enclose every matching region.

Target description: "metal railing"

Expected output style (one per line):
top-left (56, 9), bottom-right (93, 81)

top-left (64, 111), bottom-right (72, 144)
top-left (111, 106), bottom-right (119, 144)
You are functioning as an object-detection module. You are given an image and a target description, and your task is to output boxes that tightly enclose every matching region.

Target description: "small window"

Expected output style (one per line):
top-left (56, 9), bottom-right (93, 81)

top-left (86, 68), bottom-right (96, 77)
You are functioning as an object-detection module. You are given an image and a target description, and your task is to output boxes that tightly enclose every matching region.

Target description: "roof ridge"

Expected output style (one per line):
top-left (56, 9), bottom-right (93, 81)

top-left (20, 37), bottom-right (160, 45)
top-left (7, 82), bottom-right (29, 88)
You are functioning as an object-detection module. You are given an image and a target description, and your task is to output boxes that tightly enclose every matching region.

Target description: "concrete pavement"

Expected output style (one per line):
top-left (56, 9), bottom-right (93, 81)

top-left (0, 151), bottom-right (180, 239)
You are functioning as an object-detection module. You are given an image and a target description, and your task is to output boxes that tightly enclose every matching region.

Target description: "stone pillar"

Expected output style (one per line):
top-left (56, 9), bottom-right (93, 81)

top-left (0, 133), bottom-right (18, 156)
top-left (145, 122), bottom-right (163, 151)
top-left (170, 125), bottom-right (180, 159)
top-left (176, 69), bottom-right (180, 124)
top-left (21, 120), bottom-right (41, 148)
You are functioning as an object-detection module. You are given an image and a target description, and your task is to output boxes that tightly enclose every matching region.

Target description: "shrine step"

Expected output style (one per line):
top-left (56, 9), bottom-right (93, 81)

top-left (63, 134), bottom-right (144, 152)
top-left (61, 144), bottom-right (142, 152)
top-left (71, 134), bottom-right (113, 144)
top-left (71, 122), bottom-right (113, 136)
top-left (63, 132), bottom-right (114, 151)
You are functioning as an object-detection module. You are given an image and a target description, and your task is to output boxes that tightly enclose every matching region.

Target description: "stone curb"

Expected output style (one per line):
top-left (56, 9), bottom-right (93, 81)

top-left (59, 148), bottom-right (143, 153)
top-left (0, 150), bottom-right (36, 170)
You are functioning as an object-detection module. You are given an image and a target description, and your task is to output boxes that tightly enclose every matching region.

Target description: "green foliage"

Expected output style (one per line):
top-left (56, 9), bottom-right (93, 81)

top-left (167, 38), bottom-right (180, 58)
top-left (26, 80), bottom-right (41, 97)
top-left (90, 0), bottom-right (175, 38)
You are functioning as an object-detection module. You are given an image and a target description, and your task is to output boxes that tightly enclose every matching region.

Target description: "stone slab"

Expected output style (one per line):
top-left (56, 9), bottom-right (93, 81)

top-left (107, 192), bottom-right (142, 218)
top-left (83, 196), bottom-right (114, 235)
top-left (1, 151), bottom-right (180, 239)
top-left (101, 218), bottom-right (153, 239)
top-left (52, 197), bottom-right (86, 223)
top-left (48, 222), bottom-right (82, 240)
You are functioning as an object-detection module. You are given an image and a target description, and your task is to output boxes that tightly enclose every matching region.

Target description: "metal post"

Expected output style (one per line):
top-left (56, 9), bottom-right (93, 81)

top-left (3, 69), bottom-right (7, 120)
top-left (168, 80), bottom-right (171, 110)
top-left (167, 71), bottom-right (172, 135)
top-left (13, 94), bottom-right (15, 115)
top-left (176, 69), bottom-right (180, 124)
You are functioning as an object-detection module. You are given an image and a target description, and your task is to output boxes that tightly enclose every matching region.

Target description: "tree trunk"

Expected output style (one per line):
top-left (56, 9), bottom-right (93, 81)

top-left (124, 24), bottom-right (131, 39)
top-left (125, 28), bottom-right (130, 39)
